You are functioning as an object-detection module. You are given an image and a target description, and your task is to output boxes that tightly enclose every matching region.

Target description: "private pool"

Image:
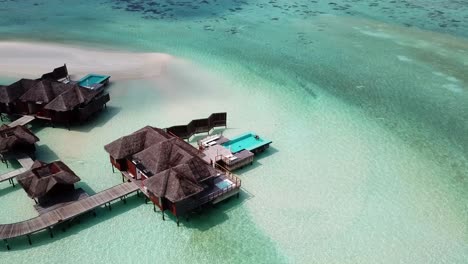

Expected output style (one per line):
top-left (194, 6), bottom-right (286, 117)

top-left (78, 74), bottom-right (111, 89)
top-left (222, 132), bottom-right (272, 154)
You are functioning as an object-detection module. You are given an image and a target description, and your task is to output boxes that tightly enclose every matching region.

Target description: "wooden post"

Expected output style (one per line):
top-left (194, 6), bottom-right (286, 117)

top-left (123, 196), bottom-right (127, 204)
top-left (4, 239), bottom-right (10, 251)
top-left (145, 197), bottom-right (148, 204)
top-left (27, 234), bottom-right (32, 245)
top-left (108, 203), bottom-right (112, 211)
top-left (5, 159), bottom-right (8, 168)
top-left (177, 217), bottom-right (180, 227)
top-left (153, 204), bottom-right (156, 212)
top-left (136, 190), bottom-right (140, 197)
top-left (11, 179), bottom-right (15, 187)
top-left (236, 192), bottom-right (240, 199)
top-left (162, 210), bottom-right (165, 221)
top-left (48, 227), bottom-right (54, 238)
top-left (92, 210), bottom-right (97, 217)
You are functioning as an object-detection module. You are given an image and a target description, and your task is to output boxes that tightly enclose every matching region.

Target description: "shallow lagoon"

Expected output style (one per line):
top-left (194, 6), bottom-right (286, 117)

top-left (0, 1), bottom-right (467, 263)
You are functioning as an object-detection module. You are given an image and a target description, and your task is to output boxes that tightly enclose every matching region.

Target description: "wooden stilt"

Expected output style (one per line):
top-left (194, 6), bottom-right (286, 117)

top-left (145, 197), bottom-right (148, 204)
top-left (236, 192), bottom-right (240, 199)
top-left (48, 227), bottom-right (54, 238)
top-left (162, 210), bottom-right (165, 221)
top-left (136, 190), bottom-right (140, 197)
top-left (123, 196), bottom-right (126, 204)
top-left (112, 165), bottom-right (115, 173)
top-left (92, 210), bottom-right (97, 217)
top-left (108, 203), bottom-right (112, 211)
top-left (4, 239), bottom-right (10, 250)
top-left (177, 217), bottom-right (180, 227)
top-left (11, 179), bottom-right (15, 187)
top-left (153, 204), bottom-right (156, 212)
top-left (27, 234), bottom-right (32, 245)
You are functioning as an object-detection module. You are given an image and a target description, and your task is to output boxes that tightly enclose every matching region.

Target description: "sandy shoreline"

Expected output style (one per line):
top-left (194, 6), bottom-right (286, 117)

top-left (0, 41), bottom-right (176, 81)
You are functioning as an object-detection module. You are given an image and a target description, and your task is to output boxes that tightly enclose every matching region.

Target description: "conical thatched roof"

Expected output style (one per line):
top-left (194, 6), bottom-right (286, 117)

top-left (143, 164), bottom-right (204, 203)
top-left (0, 79), bottom-right (36, 104)
top-left (19, 80), bottom-right (69, 103)
top-left (0, 125), bottom-right (39, 153)
top-left (104, 126), bottom-right (170, 159)
top-left (133, 138), bottom-right (193, 174)
top-left (17, 160), bottom-right (80, 199)
top-left (44, 85), bottom-right (100, 112)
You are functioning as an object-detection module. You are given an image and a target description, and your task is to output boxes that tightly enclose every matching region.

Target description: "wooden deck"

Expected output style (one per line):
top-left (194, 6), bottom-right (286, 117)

top-left (0, 154), bottom-right (34, 184)
top-left (8, 115), bottom-right (35, 127)
top-left (0, 182), bottom-right (138, 241)
top-left (0, 168), bottom-right (28, 183)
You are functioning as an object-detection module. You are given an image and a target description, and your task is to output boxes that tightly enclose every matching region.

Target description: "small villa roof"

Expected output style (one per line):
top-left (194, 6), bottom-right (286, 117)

top-left (0, 125), bottom-right (39, 153)
top-left (44, 85), bottom-right (100, 112)
top-left (104, 126), bottom-right (171, 159)
top-left (0, 79), bottom-right (36, 104)
top-left (17, 160), bottom-right (80, 199)
top-left (19, 80), bottom-right (70, 103)
top-left (143, 164), bottom-right (204, 203)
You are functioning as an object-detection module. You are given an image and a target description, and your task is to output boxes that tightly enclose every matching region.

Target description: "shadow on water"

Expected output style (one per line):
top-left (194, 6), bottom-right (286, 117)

top-left (70, 105), bottom-right (121, 133)
top-left (0, 189), bottom-right (251, 250)
top-left (234, 146), bottom-right (278, 174)
top-left (35, 144), bottom-right (60, 162)
top-left (181, 191), bottom-right (250, 231)
top-left (0, 183), bottom-right (19, 197)
top-left (107, 0), bottom-right (250, 21)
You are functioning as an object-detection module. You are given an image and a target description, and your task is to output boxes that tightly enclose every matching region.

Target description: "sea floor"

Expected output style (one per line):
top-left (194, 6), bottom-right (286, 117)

top-left (0, 0), bottom-right (467, 263)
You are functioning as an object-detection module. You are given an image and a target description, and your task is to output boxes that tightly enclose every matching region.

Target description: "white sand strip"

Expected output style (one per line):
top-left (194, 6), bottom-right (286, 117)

top-left (0, 41), bottom-right (175, 80)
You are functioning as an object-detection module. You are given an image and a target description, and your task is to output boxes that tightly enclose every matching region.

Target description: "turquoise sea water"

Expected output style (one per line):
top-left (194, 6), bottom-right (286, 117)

top-left (0, 1), bottom-right (468, 263)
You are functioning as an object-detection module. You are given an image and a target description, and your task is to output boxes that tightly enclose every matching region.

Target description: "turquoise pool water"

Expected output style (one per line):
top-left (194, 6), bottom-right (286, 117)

top-left (215, 179), bottom-right (232, 189)
top-left (222, 132), bottom-right (272, 153)
top-left (78, 74), bottom-right (109, 87)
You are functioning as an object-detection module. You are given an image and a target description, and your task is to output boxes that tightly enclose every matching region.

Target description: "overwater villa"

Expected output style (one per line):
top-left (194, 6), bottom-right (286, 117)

top-left (0, 65), bottom-right (111, 126)
top-left (199, 132), bottom-right (272, 171)
top-left (0, 124), bottom-right (39, 158)
top-left (104, 126), bottom-right (241, 223)
top-left (17, 160), bottom-right (81, 207)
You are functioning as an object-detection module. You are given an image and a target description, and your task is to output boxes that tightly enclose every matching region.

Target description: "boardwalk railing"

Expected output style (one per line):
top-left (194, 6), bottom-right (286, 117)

top-left (0, 182), bottom-right (138, 246)
top-left (166, 113), bottom-right (227, 140)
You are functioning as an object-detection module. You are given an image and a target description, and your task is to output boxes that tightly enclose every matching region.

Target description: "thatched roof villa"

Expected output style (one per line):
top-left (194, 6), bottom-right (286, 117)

top-left (0, 124), bottom-right (39, 156)
top-left (0, 65), bottom-right (110, 126)
top-left (17, 160), bottom-right (81, 205)
top-left (105, 126), bottom-right (241, 221)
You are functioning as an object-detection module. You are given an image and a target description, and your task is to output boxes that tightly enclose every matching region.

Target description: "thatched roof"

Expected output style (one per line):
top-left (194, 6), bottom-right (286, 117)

top-left (17, 160), bottom-right (80, 199)
top-left (104, 126), bottom-right (170, 159)
top-left (19, 80), bottom-right (70, 103)
top-left (143, 164), bottom-right (204, 203)
top-left (44, 85), bottom-right (100, 112)
top-left (40, 64), bottom-right (68, 81)
top-left (0, 125), bottom-right (39, 153)
top-left (133, 138), bottom-right (215, 181)
top-left (0, 79), bottom-right (36, 104)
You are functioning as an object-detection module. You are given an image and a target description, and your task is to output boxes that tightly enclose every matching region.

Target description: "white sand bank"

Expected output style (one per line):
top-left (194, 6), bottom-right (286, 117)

top-left (0, 41), bottom-right (175, 80)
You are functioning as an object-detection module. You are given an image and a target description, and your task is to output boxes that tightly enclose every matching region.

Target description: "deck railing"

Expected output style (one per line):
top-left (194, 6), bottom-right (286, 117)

top-left (165, 112), bottom-right (227, 140)
top-left (198, 164), bottom-right (241, 205)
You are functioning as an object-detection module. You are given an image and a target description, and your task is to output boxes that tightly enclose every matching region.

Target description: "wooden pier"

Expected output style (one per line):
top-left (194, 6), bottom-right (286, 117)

top-left (0, 181), bottom-right (138, 249)
top-left (0, 153), bottom-right (34, 186)
top-left (7, 115), bottom-right (35, 127)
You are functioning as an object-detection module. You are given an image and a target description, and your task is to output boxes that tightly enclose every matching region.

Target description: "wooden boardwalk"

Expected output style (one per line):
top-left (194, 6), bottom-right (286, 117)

top-left (0, 154), bottom-right (34, 184)
top-left (0, 182), bottom-right (138, 241)
top-left (0, 168), bottom-right (29, 183)
top-left (8, 115), bottom-right (35, 127)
